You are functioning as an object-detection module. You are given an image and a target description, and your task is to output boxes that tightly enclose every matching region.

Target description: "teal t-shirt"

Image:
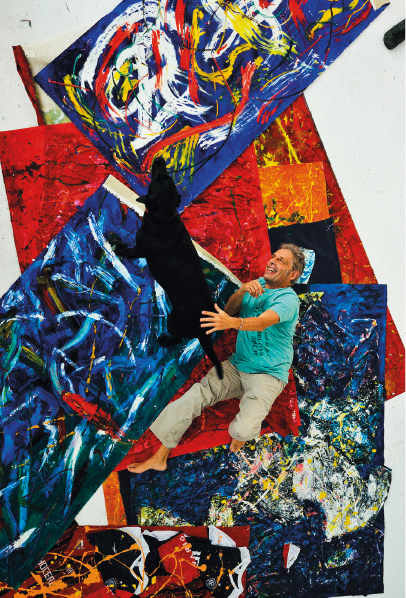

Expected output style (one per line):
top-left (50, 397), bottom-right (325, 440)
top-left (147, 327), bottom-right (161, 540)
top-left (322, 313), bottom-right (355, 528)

top-left (229, 279), bottom-right (299, 383)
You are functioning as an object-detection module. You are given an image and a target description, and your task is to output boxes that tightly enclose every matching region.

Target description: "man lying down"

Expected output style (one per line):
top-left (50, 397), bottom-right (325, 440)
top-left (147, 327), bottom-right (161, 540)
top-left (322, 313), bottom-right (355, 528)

top-left (128, 243), bottom-right (305, 474)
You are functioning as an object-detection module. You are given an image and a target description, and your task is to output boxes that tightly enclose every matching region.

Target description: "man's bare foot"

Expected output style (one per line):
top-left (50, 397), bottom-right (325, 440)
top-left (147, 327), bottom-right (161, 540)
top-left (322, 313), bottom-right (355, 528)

top-left (230, 439), bottom-right (246, 453)
top-left (127, 444), bottom-right (171, 474)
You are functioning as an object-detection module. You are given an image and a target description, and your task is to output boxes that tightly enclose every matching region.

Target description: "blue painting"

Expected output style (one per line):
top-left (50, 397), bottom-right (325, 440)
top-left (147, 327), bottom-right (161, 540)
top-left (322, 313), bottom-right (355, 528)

top-left (120, 285), bottom-right (391, 597)
top-left (0, 179), bottom-right (238, 588)
top-left (35, 0), bottom-right (385, 208)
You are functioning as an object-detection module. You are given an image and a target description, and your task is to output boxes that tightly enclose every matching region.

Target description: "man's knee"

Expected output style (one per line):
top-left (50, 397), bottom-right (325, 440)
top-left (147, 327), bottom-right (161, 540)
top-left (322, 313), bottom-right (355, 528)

top-left (228, 418), bottom-right (261, 443)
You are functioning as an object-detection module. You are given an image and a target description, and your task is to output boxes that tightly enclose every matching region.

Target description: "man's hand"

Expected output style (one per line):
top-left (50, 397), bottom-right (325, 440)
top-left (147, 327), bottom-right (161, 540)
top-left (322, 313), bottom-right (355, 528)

top-left (200, 304), bottom-right (237, 334)
top-left (241, 279), bottom-right (264, 298)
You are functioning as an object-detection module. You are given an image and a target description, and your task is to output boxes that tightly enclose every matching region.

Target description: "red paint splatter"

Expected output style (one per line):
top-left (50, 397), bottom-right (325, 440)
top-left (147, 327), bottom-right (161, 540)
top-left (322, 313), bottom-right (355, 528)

top-left (62, 392), bottom-right (127, 441)
top-left (289, 0), bottom-right (307, 29)
top-left (179, 26), bottom-right (191, 71)
top-left (151, 30), bottom-right (163, 89)
top-left (175, 0), bottom-right (186, 36)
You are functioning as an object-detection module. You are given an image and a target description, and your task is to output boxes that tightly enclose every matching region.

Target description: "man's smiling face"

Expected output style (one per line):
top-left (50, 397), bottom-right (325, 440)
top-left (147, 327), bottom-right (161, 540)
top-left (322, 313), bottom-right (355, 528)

top-left (263, 249), bottom-right (298, 288)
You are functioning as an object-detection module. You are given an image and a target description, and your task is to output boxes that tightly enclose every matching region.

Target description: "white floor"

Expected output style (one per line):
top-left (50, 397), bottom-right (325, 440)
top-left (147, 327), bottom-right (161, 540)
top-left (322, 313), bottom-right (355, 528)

top-left (0, 1), bottom-right (404, 595)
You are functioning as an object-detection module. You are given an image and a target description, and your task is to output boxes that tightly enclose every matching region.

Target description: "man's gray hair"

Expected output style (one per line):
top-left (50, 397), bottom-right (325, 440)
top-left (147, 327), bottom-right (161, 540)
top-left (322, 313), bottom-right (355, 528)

top-left (278, 243), bottom-right (305, 285)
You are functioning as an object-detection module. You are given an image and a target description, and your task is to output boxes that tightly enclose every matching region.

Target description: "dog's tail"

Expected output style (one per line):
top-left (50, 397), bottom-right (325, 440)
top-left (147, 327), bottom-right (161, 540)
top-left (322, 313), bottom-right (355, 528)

top-left (198, 335), bottom-right (224, 380)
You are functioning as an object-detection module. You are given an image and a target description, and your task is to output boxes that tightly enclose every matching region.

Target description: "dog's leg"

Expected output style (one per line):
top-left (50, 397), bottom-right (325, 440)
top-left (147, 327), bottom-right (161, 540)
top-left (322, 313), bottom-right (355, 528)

top-left (157, 333), bottom-right (183, 347)
top-left (158, 312), bottom-right (183, 347)
top-left (113, 241), bottom-right (143, 259)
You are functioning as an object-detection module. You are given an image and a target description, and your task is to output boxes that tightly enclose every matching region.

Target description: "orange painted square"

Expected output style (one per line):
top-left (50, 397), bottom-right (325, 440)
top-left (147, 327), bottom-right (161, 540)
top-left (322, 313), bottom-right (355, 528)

top-left (258, 162), bottom-right (329, 228)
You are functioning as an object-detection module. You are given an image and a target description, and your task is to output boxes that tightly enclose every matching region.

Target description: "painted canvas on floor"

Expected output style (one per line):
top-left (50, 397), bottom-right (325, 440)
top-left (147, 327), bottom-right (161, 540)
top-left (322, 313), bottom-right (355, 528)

top-left (0, 177), bottom-right (240, 588)
top-left (254, 95), bottom-right (404, 399)
top-left (35, 0), bottom-right (385, 206)
top-left (0, 524), bottom-right (250, 596)
top-left (119, 284), bottom-right (390, 598)
top-left (259, 161), bottom-right (330, 228)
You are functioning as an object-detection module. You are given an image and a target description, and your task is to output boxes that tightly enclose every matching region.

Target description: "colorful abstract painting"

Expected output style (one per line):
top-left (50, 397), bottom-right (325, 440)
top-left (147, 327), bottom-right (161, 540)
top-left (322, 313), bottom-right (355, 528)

top-left (254, 95), bottom-right (405, 399)
top-left (119, 284), bottom-right (390, 597)
top-left (35, 0), bottom-right (385, 206)
top-left (0, 178), bottom-right (240, 588)
top-left (258, 162), bottom-right (330, 228)
top-left (0, 524), bottom-right (250, 596)
top-left (1, 125), bottom-right (303, 469)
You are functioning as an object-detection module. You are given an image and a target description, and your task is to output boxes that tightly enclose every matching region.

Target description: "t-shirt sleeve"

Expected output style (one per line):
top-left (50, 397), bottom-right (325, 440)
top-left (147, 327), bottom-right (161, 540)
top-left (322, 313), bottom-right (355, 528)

top-left (267, 292), bottom-right (298, 323)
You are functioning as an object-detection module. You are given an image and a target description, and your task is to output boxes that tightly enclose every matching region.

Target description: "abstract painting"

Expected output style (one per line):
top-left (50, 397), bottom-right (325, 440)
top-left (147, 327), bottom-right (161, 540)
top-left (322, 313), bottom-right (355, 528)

top-left (1, 125), bottom-right (302, 468)
top-left (254, 95), bottom-right (405, 399)
top-left (119, 284), bottom-right (391, 597)
top-left (0, 177), bottom-right (240, 587)
top-left (35, 0), bottom-right (386, 206)
top-left (258, 161), bottom-right (330, 228)
top-left (0, 524), bottom-right (250, 597)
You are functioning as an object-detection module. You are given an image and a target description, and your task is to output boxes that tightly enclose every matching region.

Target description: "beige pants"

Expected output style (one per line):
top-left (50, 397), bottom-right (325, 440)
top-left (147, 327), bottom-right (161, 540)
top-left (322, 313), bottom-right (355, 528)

top-left (150, 359), bottom-right (286, 448)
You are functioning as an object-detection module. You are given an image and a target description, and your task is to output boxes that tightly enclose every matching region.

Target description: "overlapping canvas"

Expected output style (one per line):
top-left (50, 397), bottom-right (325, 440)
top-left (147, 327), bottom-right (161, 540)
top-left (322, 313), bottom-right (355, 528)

top-left (119, 284), bottom-right (391, 598)
top-left (0, 177), bottom-right (240, 587)
top-left (0, 523), bottom-right (250, 596)
top-left (35, 0), bottom-right (386, 206)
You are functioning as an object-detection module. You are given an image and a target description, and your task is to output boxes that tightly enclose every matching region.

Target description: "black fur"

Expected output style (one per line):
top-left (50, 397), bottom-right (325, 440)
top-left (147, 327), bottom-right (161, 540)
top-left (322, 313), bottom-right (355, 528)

top-left (114, 157), bottom-right (223, 379)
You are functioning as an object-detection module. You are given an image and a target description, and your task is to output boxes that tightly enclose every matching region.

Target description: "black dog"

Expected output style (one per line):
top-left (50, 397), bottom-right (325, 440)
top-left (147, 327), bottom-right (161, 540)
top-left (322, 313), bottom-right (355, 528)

top-left (114, 157), bottom-right (223, 379)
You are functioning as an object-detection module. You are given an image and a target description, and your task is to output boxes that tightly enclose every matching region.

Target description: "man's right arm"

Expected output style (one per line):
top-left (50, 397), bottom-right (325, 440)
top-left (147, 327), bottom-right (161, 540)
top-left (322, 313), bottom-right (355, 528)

top-left (224, 280), bottom-right (264, 315)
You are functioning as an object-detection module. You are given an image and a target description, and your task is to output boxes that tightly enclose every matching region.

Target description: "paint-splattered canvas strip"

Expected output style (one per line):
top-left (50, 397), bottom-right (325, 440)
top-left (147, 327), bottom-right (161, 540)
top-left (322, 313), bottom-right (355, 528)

top-left (35, 0), bottom-right (386, 207)
top-left (0, 524), bottom-right (250, 596)
top-left (0, 177), bottom-right (240, 588)
top-left (14, 22), bottom-right (94, 126)
top-left (119, 284), bottom-right (390, 598)
top-left (258, 162), bottom-right (330, 228)
top-left (254, 94), bottom-right (405, 399)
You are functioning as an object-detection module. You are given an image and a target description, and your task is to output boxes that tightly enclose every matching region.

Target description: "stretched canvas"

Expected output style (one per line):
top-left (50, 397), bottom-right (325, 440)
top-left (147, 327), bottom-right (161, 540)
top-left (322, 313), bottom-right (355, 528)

top-left (35, 0), bottom-right (386, 206)
top-left (0, 177), bottom-right (240, 588)
top-left (119, 284), bottom-right (390, 598)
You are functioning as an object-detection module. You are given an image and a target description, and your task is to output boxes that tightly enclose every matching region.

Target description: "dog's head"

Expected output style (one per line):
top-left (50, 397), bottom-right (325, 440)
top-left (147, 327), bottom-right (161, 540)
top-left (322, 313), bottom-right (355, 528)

top-left (138, 158), bottom-right (181, 221)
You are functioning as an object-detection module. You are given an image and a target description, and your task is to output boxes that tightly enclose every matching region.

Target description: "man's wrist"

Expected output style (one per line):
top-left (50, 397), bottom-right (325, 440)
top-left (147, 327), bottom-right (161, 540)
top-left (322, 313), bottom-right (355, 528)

top-left (231, 316), bottom-right (242, 330)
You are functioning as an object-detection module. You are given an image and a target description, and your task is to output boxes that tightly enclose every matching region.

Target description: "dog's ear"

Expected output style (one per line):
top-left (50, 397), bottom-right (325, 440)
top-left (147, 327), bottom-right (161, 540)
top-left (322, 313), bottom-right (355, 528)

top-left (151, 157), bottom-right (167, 181)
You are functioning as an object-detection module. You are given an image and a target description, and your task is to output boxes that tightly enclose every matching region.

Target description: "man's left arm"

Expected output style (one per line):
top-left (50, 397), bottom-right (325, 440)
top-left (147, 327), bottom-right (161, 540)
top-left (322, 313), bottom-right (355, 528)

top-left (200, 305), bottom-right (280, 334)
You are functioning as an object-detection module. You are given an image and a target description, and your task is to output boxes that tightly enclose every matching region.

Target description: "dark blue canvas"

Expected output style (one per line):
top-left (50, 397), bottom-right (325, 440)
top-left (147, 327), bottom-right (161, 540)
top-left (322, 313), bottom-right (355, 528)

top-left (0, 180), bottom-right (238, 587)
top-left (120, 285), bottom-right (390, 598)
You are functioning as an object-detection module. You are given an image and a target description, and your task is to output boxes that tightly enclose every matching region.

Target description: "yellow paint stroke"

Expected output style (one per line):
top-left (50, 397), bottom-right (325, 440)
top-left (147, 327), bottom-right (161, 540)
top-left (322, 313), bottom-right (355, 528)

top-left (223, 1), bottom-right (294, 56)
top-left (64, 75), bottom-right (100, 130)
top-left (260, 68), bottom-right (299, 92)
top-left (276, 117), bottom-right (301, 164)
top-left (21, 346), bottom-right (46, 370)
top-left (343, 0), bottom-right (369, 32)
top-left (309, 6), bottom-right (344, 38)
top-left (155, 131), bottom-right (199, 185)
top-left (85, 323), bottom-right (98, 394)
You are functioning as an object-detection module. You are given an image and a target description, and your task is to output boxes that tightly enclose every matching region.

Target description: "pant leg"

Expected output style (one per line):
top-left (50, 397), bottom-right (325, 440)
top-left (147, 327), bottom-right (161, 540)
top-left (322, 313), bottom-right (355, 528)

top-left (150, 360), bottom-right (244, 448)
top-left (228, 373), bottom-right (286, 442)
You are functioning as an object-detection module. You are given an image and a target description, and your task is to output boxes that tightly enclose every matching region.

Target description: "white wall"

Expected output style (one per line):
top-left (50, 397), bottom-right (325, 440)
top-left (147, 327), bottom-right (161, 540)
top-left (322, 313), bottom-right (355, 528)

top-left (0, 1), bottom-right (404, 595)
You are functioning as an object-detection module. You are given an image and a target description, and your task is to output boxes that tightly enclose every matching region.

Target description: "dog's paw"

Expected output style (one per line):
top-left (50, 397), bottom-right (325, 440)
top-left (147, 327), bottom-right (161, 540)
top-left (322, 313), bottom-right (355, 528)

top-left (157, 334), bottom-right (182, 347)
